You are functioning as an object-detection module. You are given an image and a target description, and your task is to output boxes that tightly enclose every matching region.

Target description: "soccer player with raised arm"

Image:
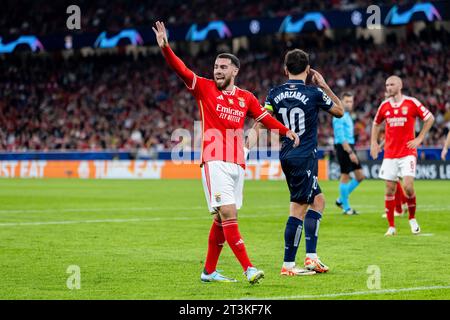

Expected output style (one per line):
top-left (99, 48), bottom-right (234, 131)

top-left (248, 49), bottom-right (344, 276)
top-left (153, 22), bottom-right (299, 284)
top-left (333, 92), bottom-right (365, 215)
top-left (370, 76), bottom-right (434, 236)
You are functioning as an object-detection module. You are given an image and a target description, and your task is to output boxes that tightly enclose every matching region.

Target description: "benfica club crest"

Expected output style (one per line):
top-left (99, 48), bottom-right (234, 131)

top-left (238, 97), bottom-right (246, 108)
top-left (401, 106), bottom-right (408, 115)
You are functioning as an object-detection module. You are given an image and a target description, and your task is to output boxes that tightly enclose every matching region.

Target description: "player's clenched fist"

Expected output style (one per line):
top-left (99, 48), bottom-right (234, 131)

top-left (152, 21), bottom-right (168, 48)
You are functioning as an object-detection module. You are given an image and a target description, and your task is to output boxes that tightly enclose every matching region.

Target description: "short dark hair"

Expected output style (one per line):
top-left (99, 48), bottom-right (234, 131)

top-left (342, 92), bottom-right (354, 98)
top-left (284, 49), bottom-right (309, 75)
top-left (216, 53), bottom-right (240, 69)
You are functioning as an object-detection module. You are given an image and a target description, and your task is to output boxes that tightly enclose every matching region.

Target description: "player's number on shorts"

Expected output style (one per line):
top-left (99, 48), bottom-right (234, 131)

top-left (279, 107), bottom-right (305, 136)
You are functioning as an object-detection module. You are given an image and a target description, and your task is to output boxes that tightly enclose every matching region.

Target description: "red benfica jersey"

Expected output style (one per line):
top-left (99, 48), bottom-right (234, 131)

top-left (162, 46), bottom-right (289, 168)
top-left (374, 95), bottom-right (432, 159)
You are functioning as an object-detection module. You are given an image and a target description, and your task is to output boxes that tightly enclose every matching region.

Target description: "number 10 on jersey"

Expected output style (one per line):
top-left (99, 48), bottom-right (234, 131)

top-left (278, 107), bottom-right (305, 136)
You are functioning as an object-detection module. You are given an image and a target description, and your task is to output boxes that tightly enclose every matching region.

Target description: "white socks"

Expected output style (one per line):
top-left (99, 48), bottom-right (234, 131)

top-left (306, 253), bottom-right (318, 260)
top-left (283, 262), bottom-right (295, 269)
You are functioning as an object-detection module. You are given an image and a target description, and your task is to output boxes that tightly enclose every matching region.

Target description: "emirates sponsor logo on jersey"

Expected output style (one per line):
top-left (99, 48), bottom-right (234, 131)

top-left (387, 117), bottom-right (407, 127)
top-left (216, 104), bottom-right (245, 123)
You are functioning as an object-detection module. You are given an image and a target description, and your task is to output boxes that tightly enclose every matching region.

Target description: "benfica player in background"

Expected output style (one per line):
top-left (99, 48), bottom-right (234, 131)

top-left (370, 76), bottom-right (434, 236)
top-left (153, 22), bottom-right (299, 284)
top-left (379, 92), bottom-right (408, 220)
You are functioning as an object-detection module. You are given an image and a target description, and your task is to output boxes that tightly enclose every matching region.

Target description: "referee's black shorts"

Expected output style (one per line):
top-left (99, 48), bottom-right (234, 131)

top-left (334, 144), bottom-right (362, 174)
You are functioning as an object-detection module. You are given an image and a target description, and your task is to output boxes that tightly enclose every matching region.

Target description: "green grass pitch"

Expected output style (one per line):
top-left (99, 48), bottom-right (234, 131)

top-left (0, 178), bottom-right (449, 300)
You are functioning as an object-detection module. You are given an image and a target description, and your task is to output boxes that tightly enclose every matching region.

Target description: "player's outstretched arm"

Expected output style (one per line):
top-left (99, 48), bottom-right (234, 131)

top-left (441, 131), bottom-right (450, 161)
top-left (246, 105), bottom-right (276, 150)
top-left (259, 115), bottom-right (299, 147)
top-left (246, 121), bottom-right (264, 150)
top-left (152, 21), bottom-right (196, 89)
top-left (407, 114), bottom-right (434, 149)
top-left (310, 69), bottom-right (344, 118)
top-left (247, 97), bottom-right (299, 147)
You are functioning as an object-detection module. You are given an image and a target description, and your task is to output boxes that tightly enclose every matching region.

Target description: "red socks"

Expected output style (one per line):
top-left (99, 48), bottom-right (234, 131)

top-left (222, 219), bottom-right (253, 271)
top-left (393, 181), bottom-right (416, 220)
top-left (406, 195), bottom-right (416, 220)
top-left (204, 219), bottom-right (225, 274)
top-left (385, 195), bottom-right (396, 227)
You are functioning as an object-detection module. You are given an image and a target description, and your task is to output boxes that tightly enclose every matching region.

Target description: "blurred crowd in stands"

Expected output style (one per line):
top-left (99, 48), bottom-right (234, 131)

top-left (1, 0), bottom-right (409, 35)
top-left (0, 23), bottom-right (449, 153)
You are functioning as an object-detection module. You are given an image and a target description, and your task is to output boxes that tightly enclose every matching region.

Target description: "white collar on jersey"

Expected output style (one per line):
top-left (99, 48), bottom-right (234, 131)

top-left (389, 95), bottom-right (405, 108)
top-left (222, 86), bottom-right (236, 96)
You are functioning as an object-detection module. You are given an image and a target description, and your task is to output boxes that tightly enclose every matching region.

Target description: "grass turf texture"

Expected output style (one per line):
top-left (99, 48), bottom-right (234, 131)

top-left (0, 178), bottom-right (449, 300)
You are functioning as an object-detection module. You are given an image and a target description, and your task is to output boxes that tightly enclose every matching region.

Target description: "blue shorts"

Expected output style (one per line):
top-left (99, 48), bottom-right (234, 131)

top-left (280, 156), bottom-right (322, 204)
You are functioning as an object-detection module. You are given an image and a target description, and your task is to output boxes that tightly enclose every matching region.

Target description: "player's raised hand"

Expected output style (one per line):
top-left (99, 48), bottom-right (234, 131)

top-left (407, 137), bottom-right (422, 149)
top-left (152, 21), bottom-right (168, 48)
top-left (310, 69), bottom-right (328, 89)
top-left (286, 130), bottom-right (300, 147)
top-left (370, 142), bottom-right (381, 159)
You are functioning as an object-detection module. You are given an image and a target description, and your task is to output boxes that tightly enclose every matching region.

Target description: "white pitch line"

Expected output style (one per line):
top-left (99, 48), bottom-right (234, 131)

top-left (242, 285), bottom-right (450, 300)
top-left (0, 205), bottom-right (449, 227)
top-left (0, 204), bottom-right (448, 215)
top-left (0, 212), bottom-right (288, 227)
top-left (0, 217), bottom-right (182, 226)
top-left (0, 204), bottom-right (290, 214)
top-left (0, 206), bottom-right (205, 214)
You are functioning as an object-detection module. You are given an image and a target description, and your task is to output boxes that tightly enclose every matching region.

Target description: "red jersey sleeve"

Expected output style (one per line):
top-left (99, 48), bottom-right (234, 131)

top-left (374, 103), bottom-right (386, 125)
top-left (247, 94), bottom-right (289, 136)
top-left (161, 46), bottom-right (197, 91)
top-left (410, 97), bottom-right (433, 121)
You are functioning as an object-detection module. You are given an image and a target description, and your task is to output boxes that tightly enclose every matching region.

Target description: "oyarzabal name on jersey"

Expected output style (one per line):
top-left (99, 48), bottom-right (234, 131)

top-left (274, 91), bottom-right (309, 104)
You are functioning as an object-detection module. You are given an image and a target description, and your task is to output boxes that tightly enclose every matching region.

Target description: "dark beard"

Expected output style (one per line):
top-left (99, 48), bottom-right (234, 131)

top-left (215, 77), bottom-right (231, 90)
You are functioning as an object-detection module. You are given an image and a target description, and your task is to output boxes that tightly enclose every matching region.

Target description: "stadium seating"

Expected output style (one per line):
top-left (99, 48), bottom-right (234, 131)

top-left (1, 0), bottom-right (404, 35)
top-left (0, 24), bottom-right (448, 152)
